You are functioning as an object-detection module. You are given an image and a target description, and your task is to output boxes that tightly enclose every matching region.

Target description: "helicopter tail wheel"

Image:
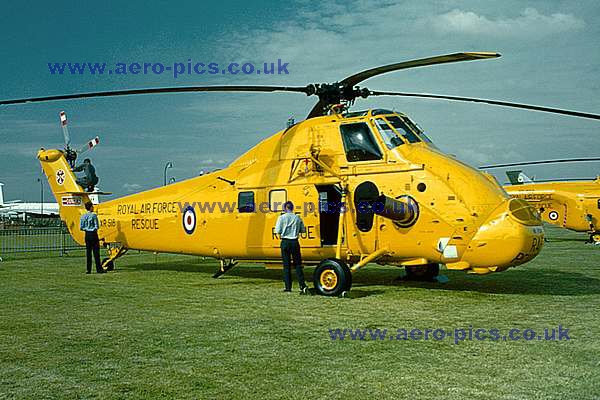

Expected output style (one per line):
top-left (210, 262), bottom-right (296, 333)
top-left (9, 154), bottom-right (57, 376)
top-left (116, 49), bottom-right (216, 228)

top-left (314, 259), bottom-right (352, 296)
top-left (405, 263), bottom-right (440, 281)
top-left (101, 258), bottom-right (114, 272)
top-left (591, 233), bottom-right (600, 245)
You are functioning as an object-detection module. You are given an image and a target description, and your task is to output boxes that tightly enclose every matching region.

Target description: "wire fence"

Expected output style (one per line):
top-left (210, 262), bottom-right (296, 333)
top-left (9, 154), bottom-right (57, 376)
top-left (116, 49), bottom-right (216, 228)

top-left (0, 224), bottom-right (83, 257)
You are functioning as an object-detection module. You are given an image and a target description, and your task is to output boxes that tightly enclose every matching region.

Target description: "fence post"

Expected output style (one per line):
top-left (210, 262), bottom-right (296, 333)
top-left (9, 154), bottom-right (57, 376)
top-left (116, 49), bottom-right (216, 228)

top-left (60, 224), bottom-right (65, 257)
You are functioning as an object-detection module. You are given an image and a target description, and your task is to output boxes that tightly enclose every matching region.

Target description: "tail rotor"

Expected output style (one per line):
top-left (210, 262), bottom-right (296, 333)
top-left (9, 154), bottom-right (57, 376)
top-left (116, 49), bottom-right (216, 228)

top-left (58, 111), bottom-right (100, 167)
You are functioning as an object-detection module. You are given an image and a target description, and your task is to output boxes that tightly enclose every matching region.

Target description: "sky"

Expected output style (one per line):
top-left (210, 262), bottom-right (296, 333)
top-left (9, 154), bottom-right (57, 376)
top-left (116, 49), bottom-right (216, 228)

top-left (1, 0), bottom-right (599, 201)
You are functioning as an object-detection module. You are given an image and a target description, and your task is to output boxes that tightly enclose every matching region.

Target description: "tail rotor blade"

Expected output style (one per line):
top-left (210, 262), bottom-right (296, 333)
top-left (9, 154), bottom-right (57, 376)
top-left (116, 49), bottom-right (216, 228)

top-left (59, 111), bottom-right (71, 147)
top-left (78, 136), bottom-right (100, 154)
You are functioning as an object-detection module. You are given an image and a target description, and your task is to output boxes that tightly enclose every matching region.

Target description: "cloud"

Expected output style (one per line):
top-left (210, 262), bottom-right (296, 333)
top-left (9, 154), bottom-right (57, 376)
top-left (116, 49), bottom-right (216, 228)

top-left (3, 0), bottom-right (598, 200)
top-left (122, 183), bottom-right (142, 192)
top-left (429, 8), bottom-right (585, 38)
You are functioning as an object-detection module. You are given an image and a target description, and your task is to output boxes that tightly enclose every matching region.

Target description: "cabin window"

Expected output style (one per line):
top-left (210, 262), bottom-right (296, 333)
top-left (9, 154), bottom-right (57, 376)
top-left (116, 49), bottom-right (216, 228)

top-left (374, 118), bottom-right (405, 149)
top-left (238, 191), bottom-right (255, 213)
top-left (340, 123), bottom-right (383, 162)
top-left (386, 116), bottom-right (421, 144)
top-left (269, 189), bottom-right (287, 212)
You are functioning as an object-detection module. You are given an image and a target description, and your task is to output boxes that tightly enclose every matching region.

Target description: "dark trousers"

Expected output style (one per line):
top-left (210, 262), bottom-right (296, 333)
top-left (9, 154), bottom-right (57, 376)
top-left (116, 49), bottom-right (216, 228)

top-left (85, 231), bottom-right (102, 273)
top-left (281, 238), bottom-right (306, 290)
top-left (76, 177), bottom-right (98, 191)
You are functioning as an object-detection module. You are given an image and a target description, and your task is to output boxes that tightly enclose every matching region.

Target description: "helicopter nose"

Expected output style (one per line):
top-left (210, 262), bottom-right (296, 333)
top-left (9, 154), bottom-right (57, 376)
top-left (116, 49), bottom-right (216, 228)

top-left (447, 199), bottom-right (544, 274)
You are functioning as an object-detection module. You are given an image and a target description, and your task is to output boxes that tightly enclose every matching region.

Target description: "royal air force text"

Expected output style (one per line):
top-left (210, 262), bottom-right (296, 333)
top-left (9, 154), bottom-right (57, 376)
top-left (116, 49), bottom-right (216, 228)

top-left (111, 202), bottom-right (178, 230)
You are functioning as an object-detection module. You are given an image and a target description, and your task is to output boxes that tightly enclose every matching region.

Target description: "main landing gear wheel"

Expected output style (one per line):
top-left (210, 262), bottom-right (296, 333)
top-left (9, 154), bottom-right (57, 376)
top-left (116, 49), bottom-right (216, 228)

top-left (405, 263), bottom-right (439, 281)
top-left (313, 258), bottom-right (352, 296)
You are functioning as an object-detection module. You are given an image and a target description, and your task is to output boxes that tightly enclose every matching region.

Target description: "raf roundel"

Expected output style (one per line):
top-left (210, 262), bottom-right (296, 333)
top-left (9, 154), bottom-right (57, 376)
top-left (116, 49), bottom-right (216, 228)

top-left (548, 211), bottom-right (559, 221)
top-left (182, 206), bottom-right (196, 234)
top-left (56, 169), bottom-right (65, 185)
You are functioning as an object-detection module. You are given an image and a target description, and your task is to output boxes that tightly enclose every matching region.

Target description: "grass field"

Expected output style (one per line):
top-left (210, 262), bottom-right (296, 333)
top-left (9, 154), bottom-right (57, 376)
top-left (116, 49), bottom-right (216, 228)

top-left (1, 225), bottom-right (599, 399)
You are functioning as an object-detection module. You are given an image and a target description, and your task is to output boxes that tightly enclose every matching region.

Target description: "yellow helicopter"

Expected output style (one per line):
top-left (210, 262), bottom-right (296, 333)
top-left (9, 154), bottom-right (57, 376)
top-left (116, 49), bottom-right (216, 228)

top-left (4, 52), bottom-right (600, 296)
top-left (481, 159), bottom-right (600, 244)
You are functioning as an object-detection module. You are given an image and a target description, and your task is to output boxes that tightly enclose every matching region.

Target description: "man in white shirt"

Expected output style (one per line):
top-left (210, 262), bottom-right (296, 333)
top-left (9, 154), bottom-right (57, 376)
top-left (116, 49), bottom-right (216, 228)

top-left (275, 201), bottom-right (308, 293)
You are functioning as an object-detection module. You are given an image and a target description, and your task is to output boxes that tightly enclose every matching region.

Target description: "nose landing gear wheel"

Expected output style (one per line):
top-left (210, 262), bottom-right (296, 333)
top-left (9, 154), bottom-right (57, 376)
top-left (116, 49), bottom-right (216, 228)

top-left (313, 258), bottom-right (352, 296)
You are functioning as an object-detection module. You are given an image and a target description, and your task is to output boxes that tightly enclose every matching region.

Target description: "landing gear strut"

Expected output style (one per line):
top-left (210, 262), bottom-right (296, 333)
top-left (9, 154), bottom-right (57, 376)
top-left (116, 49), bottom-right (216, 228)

top-left (101, 243), bottom-right (127, 272)
top-left (213, 259), bottom-right (238, 278)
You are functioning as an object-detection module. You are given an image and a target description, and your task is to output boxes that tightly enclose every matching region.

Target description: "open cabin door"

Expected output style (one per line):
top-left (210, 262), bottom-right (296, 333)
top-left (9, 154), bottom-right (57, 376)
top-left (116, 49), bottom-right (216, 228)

top-left (316, 184), bottom-right (341, 246)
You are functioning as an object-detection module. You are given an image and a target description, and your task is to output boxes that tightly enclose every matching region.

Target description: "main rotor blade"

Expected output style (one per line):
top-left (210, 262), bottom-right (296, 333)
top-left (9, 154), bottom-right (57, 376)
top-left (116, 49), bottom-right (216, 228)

top-left (505, 177), bottom-right (596, 183)
top-left (341, 52), bottom-right (500, 88)
top-left (306, 52), bottom-right (500, 119)
top-left (0, 85), bottom-right (310, 106)
top-left (369, 91), bottom-right (600, 121)
top-left (480, 157), bottom-right (600, 169)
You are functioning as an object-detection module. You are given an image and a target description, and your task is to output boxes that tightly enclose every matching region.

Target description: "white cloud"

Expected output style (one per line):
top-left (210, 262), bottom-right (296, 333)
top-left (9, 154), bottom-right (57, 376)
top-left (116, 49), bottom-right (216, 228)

top-left (122, 183), bottom-right (142, 192)
top-left (429, 8), bottom-right (585, 38)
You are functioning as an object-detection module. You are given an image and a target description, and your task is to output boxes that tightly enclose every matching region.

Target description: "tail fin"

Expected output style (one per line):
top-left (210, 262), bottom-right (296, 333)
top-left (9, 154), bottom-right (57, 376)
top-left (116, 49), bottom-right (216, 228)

top-left (38, 149), bottom-right (90, 244)
top-left (0, 182), bottom-right (4, 206)
top-left (506, 170), bottom-right (533, 185)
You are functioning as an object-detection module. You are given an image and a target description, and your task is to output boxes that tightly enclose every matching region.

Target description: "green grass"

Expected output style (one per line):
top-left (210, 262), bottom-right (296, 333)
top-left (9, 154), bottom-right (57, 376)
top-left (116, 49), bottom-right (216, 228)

top-left (0, 225), bottom-right (599, 399)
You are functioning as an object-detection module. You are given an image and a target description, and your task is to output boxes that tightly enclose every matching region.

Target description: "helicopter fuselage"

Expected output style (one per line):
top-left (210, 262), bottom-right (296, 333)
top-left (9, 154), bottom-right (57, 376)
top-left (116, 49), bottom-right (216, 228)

top-left (39, 109), bottom-right (544, 275)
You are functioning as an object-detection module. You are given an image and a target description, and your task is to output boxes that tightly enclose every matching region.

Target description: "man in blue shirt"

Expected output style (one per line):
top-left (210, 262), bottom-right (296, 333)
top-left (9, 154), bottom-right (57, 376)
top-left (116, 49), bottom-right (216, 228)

top-left (80, 202), bottom-right (104, 274)
top-left (275, 201), bottom-right (308, 293)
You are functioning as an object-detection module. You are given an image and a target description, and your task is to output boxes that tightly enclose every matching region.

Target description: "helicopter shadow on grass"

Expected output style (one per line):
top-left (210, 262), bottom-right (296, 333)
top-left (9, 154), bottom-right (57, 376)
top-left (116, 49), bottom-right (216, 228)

top-left (122, 259), bottom-right (600, 297)
top-left (123, 260), bottom-right (389, 297)
top-left (383, 269), bottom-right (600, 296)
top-left (545, 238), bottom-right (589, 243)
top-left (125, 260), bottom-right (291, 284)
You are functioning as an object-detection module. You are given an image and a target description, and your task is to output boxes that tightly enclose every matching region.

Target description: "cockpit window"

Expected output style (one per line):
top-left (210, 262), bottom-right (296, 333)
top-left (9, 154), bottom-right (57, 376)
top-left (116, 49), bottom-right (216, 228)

top-left (401, 116), bottom-right (433, 144)
top-left (374, 118), bottom-right (405, 149)
top-left (340, 122), bottom-right (383, 162)
top-left (343, 110), bottom-right (369, 118)
top-left (371, 109), bottom-right (395, 116)
top-left (385, 116), bottom-right (421, 143)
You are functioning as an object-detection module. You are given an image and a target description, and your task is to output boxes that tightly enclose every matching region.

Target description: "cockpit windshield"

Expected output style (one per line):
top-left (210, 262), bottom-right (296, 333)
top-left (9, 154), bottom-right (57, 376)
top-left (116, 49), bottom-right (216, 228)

top-left (401, 116), bottom-right (434, 144)
top-left (374, 118), bottom-right (405, 149)
top-left (385, 116), bottom-right (421, 144)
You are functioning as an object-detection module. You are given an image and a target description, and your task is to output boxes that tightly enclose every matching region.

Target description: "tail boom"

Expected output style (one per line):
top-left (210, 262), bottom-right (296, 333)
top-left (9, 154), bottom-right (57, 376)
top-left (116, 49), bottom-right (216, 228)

top-left (38, 148), bottom-right (91, 244)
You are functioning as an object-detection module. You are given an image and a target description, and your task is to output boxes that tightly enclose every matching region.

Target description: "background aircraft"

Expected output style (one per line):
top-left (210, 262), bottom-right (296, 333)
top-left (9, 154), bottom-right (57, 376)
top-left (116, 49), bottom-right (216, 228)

top-left (0, 182), bottom-right (59, 219)
top-left (481, 158), bottom-right (600, 243)
top-left (0, 182), bottom-right (101, 220)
